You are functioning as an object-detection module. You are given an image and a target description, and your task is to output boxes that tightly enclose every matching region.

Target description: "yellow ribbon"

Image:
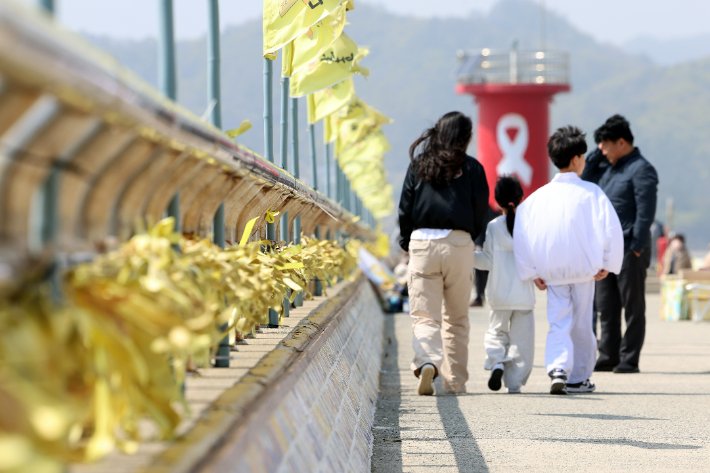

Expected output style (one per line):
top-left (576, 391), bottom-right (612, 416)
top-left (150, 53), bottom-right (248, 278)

top-left (226, 119), bottom-right (253, 138)
top-left (239, 216), bottom-right (260, 247)
top-left (276, 262), bottom-right (305, 270)
top-left (265, 210), bottom-right (280, 224)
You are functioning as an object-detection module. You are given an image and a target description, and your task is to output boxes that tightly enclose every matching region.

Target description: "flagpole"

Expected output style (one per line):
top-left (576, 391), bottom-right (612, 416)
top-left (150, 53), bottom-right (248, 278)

top-left (309, 123), bottom-right (318, 191)
top-left (159, 0), bottom-right (180, 230)
top-left (279, 75), bottom-right (291, 318)
top-left (291, 98), bottom-right (300, 181)
top-left (325, 141), bottom-right (332, 199)
top-left (279, 76), bottom-right (290, 244)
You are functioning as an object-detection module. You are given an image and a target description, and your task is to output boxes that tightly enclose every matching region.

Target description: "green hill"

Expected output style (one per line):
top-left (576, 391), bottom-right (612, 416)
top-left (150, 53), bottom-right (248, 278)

top-left (86, 0), bottom-right (710, 250)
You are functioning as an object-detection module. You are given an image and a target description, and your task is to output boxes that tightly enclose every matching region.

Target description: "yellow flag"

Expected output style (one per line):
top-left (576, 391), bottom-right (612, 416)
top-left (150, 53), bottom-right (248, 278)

top-left (289, 32), bottom-right (369, 97)
top-left (307, 77), bottom-right (355, 124)
top-left (324, 98), bottom-right (391, 145)
top-left (338, 129), bottom-right (390, 165)
top-left (282, 2), bottom-right (348, 78)
top-left (324, 111), bottom-right (339, 143)
top-left (341, 155), bottom-right (382, 178)
top-left (263, 0), bottom-right (344, 56)
top-left (335, 100), bottom-right (391, 154)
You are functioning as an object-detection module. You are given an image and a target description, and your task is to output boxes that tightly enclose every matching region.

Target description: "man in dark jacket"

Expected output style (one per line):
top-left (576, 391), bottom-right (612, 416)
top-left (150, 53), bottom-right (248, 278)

top-left (584, 115), bottom-right (658, 374)
top-left (582, 131), bottom-right (609, 335)
top-left (583, 125), bottom-right (611, 183)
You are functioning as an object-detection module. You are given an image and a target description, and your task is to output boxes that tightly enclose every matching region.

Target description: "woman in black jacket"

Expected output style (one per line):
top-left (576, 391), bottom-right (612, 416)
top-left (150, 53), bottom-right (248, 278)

top-left (398, 111), bottom-right (489, 395)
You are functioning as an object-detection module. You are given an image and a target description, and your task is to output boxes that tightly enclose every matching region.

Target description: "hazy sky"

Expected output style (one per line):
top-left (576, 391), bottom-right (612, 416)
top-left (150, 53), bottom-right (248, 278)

top-left (21, 0), bottom-right (710, 46)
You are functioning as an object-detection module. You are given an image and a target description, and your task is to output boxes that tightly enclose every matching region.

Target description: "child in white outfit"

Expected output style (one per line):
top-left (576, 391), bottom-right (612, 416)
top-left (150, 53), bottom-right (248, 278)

top-left (474, 176), bottom-right (535, 394)
top-left (513, 126), bottom-right (623, 395)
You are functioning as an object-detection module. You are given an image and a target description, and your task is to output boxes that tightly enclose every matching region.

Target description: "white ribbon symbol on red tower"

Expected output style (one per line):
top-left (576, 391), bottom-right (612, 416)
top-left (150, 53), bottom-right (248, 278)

top-left (496, 113), bottom-right (532, 186)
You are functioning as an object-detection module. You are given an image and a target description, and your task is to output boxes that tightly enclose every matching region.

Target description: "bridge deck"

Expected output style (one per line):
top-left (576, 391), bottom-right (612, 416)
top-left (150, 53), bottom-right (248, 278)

top-left (372, 292), bottom-right (710, 472)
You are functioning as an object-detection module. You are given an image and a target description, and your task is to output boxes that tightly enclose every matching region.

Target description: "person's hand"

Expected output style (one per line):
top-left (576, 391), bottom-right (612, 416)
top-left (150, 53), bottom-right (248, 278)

top-left (594, 269), bottom-right (609, 281)
top-left (534, 278), bottom-right (547, 290)
top-left (633, 250), bottom-right (641, 257)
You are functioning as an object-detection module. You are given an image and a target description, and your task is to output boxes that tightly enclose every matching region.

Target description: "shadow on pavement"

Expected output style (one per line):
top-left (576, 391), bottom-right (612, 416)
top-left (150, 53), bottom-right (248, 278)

top-left (436, 395), bottom-right (490, 472)
top-left (536, 437), bottom-right (702, 450)
top-left (534, 413), bottom-right (666, 421)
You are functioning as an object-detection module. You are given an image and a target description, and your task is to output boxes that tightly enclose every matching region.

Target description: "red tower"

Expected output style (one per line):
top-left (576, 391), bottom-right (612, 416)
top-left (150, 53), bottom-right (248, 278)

top-left (456, 47), bottom-right (570, 208)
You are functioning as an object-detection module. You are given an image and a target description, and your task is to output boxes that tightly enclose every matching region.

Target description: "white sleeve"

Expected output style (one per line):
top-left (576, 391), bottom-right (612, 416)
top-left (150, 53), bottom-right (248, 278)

top-left (474, 226), bottom-right (493, 271)
top-left (513, 205), bottom-right (537, 281)
top-left (601, 193), bottom-right (624, 274)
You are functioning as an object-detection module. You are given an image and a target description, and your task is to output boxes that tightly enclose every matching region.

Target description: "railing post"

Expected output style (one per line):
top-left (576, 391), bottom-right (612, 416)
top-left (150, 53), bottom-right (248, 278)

top-left (263, 58), bottom-right (279, 327)
top-left (159, 0), bottom-right (180, 228)
top-left (313, 224), bottom-right (323, 297)
top-left (208, 0), bottom-right (224, 248)
top-left (207, 0), bottom-right (230, 367)
top-left (291, 97), bottom-right (304, 307)
top-left (36, 0), bottom-right (60, 301)
top-left (308, 123), bottom-right (323, 296)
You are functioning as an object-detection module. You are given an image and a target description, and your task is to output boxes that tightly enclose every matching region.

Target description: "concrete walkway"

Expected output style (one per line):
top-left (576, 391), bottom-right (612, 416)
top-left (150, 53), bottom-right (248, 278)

top-left (371, 292), bottom-right (710, 472)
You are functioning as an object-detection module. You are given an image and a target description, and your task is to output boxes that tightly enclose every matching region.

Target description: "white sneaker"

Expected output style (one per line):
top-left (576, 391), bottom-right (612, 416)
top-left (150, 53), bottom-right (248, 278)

top-left (566, 379), bottom-right (596, 393)
top-left (417, 364), bottom-right (436, 396)
top-left (549, 368), bottom-right (568, 395)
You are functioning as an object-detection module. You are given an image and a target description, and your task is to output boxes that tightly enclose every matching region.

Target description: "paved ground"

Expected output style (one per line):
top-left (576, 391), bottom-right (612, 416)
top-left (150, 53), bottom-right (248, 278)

top-left (371, 292), bottom-right (710, 472)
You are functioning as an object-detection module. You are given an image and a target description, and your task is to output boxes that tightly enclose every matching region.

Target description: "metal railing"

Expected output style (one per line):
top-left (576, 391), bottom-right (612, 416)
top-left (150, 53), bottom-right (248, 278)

top-left (0, 1), bottom-right (373, 257)
top-left (456, 47), bottom-right (570, 85)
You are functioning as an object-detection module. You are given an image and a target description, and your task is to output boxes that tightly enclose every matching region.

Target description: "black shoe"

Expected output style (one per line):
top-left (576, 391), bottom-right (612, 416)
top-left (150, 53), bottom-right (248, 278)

top-left (488, 366), bottom-right (504, 391)
top-left (594, 361), bottom-right (617, 372)
top-left (613, 364), bottom-right (640, 374)
top-left (470, 298), bottom-right (484, 307)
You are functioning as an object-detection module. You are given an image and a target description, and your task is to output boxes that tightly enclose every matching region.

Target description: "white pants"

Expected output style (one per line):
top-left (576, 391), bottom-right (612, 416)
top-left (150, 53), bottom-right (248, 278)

top-left (545, 281), bottom-right (597, 384)
top-left (484, 309), bottom-right (535, 390)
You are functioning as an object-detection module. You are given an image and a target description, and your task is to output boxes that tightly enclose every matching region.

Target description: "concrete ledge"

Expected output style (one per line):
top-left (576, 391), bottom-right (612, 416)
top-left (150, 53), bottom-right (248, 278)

top-left (139, 275), bottom-right (384, 473)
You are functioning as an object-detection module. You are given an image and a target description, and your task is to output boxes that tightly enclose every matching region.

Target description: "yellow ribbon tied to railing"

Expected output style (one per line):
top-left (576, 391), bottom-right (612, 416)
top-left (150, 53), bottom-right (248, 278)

top-left (238, 216), bottom-right (260, 247)
top-left (264, 209), bottom-right (280, 224)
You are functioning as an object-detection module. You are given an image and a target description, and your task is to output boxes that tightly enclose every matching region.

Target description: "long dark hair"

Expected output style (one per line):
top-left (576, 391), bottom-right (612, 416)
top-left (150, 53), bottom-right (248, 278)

top-left (494, 175), bottom-right (523, 236)
top-left (409, 111), bottom-right (472, 185)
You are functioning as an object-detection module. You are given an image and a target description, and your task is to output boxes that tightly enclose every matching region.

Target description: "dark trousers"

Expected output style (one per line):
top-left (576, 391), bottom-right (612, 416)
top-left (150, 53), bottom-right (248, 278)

top-left (474, 269), bottom-right (488, 301)
top-left (595, 248), bottom-right (650, 368)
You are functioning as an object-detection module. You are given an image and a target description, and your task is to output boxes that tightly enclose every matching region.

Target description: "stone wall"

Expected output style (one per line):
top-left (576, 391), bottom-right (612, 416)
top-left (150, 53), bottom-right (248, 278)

top-left (143, 277), bottom-right (385, 473)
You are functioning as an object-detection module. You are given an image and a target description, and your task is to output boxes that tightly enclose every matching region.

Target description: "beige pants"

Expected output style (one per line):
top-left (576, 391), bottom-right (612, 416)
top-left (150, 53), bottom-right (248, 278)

top-left (408, 230), bottom-right (474, 391)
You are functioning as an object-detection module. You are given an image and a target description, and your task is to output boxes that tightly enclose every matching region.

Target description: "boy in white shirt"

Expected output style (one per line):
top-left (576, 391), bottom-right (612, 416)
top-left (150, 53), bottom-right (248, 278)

top-left (513, 126), bottom-right (623, 394)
